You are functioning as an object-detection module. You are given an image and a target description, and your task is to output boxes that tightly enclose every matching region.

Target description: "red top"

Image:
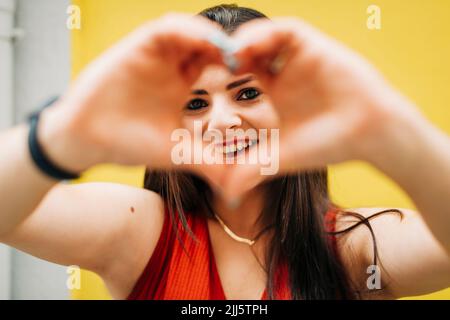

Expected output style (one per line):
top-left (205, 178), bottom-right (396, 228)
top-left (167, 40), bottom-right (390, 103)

top-left (127, 207), bottom-right (338, 300)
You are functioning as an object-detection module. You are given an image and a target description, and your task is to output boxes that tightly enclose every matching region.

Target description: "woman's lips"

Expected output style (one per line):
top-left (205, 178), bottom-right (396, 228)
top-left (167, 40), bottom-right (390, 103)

top-left (216, 137), bottom-right (249, 147)
top-left (213, 138), bottom-right (258, 155)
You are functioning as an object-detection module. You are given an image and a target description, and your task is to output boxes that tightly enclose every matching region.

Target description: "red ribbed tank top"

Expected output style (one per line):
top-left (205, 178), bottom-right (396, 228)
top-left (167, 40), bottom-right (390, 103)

top-left (127, 207), bottom-right (338, 300)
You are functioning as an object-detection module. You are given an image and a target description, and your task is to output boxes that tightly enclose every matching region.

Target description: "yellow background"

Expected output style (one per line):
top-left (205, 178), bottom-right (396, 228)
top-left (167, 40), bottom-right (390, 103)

top-left (70, 0), bottom-right (450, 299)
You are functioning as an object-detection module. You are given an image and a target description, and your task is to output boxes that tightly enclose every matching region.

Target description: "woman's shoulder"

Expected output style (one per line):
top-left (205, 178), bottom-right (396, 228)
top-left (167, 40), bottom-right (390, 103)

top-left (332, 206), bottom-right (406, 254)
top-left (332, 206), bottom-right (409, 299)
top-left (122, 204), bottom-right (210, 300)
top-left (97, 184), bottom-right (166, 299)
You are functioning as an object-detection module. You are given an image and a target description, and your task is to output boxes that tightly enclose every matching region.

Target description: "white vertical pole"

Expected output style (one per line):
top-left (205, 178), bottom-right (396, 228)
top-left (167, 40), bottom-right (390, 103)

top-left (0, 0), bottom-right (15, 300)
top-left (0, 0), bottom-right (15, 128)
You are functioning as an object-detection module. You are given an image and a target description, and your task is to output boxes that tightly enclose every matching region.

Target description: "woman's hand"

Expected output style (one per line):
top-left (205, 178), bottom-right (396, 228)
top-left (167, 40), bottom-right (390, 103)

top-left (223, 17), bottom-right (427, 199)
top-left (38, 13), bottom-right (224, 173)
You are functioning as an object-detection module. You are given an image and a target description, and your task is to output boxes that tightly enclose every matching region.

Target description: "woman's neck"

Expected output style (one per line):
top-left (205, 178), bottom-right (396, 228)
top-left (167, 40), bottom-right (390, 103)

top-left (212, 184), bottom-right (268, 240)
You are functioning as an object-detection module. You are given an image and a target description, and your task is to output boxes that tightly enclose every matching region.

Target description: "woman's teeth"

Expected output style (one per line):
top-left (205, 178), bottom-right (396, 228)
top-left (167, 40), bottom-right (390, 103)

top-left (219, 140), bottom-right (255, 155)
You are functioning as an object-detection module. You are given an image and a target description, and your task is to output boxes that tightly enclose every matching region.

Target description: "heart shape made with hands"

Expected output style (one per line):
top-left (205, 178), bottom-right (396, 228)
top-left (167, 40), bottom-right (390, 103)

top-left (53, 14), bottom-right (382, 207)
top-left (180, 25), bottom-right (298, 205)
top-left (171, 18), bottom-right (385, 206)
top-left (179, 22), bottom-right (310, 205)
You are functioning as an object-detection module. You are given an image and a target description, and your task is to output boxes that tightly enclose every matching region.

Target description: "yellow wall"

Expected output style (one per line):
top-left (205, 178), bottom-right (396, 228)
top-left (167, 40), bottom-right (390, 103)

top-left (70, 0), bottom-right (450, 300)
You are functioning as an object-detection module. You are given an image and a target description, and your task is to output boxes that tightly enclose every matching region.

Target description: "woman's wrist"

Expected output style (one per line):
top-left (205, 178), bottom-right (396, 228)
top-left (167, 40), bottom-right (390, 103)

top-left (37, 103), bottom-right (107, 175)
top-left (358, 97), bottom-right (448, 187)
top-left (361, 97), bottom-right (450, 250)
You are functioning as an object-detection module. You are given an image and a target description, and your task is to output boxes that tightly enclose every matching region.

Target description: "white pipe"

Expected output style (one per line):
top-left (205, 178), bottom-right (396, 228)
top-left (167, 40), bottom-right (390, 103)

top-left (0, 0), bottom-right (14, 300)
top-left (0, 0), bottom-right (14, 129)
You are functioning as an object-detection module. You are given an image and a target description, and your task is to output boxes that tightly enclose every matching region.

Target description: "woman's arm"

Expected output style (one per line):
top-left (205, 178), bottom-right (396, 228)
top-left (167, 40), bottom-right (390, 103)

top-left (0, 13), bottom-right (224, 236)
top-left (338, 206), bottom-right (450, 299)
top-left (226, 17), bottom-right (450, 298)
top-left (0, 97), bottom-right (109, 237)
top-left (0, 14), bottom-right (225, 297)
top-left (351, 104), bottom-right (450, 298)
top-left (0, 122), bottom-right (164, 292)
top-left (0, 125), bottom-right (58, 236)
top-left (0, 109), bottom-right (101, 235)
top-left (0, 180), bottom-right (164, 292)
top-left (364, 108), bottom-right (450, 252)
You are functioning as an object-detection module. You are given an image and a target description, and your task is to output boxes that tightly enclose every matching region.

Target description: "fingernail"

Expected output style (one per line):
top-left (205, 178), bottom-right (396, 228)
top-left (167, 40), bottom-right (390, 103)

top-left (206, 31), bottom-right (242, 73)
top-left (224, 54), bottom-right (240, 73)
top-left (206, 31), bottom-right (229, 52)
top-left (268, 52), bottom-right (288, 75)
top-left (222, 39), bottom-right (244, 73)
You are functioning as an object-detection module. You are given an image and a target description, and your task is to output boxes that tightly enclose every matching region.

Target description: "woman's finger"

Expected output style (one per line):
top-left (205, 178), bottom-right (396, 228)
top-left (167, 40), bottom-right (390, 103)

top-left (233, 26), bottom-right (300, 80)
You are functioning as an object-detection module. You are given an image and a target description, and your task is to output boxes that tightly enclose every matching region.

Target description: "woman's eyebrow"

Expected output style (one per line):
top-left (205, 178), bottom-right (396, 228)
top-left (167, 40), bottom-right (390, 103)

top-left (226, 76), bottom-right (254, 90)
top-left (191, 89), bottom-right (208, 95)
top-left (190, 76), bottom-right (255, 95)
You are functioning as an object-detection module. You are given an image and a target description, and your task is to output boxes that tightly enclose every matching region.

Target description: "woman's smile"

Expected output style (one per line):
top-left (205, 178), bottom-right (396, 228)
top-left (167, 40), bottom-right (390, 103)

top-left (213, 138), bottom-right (259, 157)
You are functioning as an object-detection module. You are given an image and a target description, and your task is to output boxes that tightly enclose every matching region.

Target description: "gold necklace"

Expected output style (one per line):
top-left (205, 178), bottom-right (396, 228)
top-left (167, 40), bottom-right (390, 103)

top-left (214, 213), bottom-right (256, 246)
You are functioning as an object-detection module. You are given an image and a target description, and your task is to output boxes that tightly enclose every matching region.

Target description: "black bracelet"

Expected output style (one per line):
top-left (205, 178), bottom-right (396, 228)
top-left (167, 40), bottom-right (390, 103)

top-left (27, 97), bottom-right (81, 181)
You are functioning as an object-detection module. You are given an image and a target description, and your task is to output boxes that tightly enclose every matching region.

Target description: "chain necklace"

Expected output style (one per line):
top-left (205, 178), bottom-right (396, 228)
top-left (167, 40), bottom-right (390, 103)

top-left (214, 213), bottom-right (256, 246)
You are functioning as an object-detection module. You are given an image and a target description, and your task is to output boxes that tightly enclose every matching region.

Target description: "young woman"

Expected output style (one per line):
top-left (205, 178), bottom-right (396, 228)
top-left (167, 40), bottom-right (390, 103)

top-left (0, 4), bottom-right (449, 300)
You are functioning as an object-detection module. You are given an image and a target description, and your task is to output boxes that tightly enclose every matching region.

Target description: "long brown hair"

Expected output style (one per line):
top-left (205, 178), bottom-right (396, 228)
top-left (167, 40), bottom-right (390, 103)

top-left (144, 4), bottom-right (402, 299)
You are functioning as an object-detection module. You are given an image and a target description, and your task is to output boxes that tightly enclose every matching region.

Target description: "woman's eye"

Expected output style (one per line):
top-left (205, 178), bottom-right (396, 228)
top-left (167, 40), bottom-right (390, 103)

top-left (186, 99), bottom-right (208, 111)
top-left (237, 88), bottom-right (261, 101)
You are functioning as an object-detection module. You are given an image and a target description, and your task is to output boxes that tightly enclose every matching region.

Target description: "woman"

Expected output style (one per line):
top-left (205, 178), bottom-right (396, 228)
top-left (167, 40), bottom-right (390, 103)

top-left (0, 4), bottom-right (449, 300)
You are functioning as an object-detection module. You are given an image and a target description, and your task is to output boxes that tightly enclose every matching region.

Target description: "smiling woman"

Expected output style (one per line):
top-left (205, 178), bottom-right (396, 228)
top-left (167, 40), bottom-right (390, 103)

top-left (75, 3), bottom-right (450, 300)
top-left (139, 6), bottom-right (396, 299)
top-left (70, 1), bottom-right (450, 299)
top-left (0, 0), bottom-right (448, 301)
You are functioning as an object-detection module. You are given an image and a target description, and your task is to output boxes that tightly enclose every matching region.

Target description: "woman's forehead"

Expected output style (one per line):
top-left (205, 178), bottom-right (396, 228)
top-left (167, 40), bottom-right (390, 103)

top-left (192, 65), bottom-right (257, 92)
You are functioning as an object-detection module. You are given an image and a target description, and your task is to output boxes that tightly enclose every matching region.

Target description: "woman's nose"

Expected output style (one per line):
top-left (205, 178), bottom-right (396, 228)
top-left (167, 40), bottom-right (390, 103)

top-left (207, 103), bottom-right (242, 132)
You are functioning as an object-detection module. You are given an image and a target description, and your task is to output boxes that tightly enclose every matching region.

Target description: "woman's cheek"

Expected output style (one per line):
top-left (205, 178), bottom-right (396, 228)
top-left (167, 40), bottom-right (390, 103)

top-left (247, 101), bottom-right (281, 130)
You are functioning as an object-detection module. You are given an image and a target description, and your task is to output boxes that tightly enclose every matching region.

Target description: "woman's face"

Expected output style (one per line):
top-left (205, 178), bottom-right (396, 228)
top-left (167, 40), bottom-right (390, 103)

top-left (181, 64), bottom-right (280, 191)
